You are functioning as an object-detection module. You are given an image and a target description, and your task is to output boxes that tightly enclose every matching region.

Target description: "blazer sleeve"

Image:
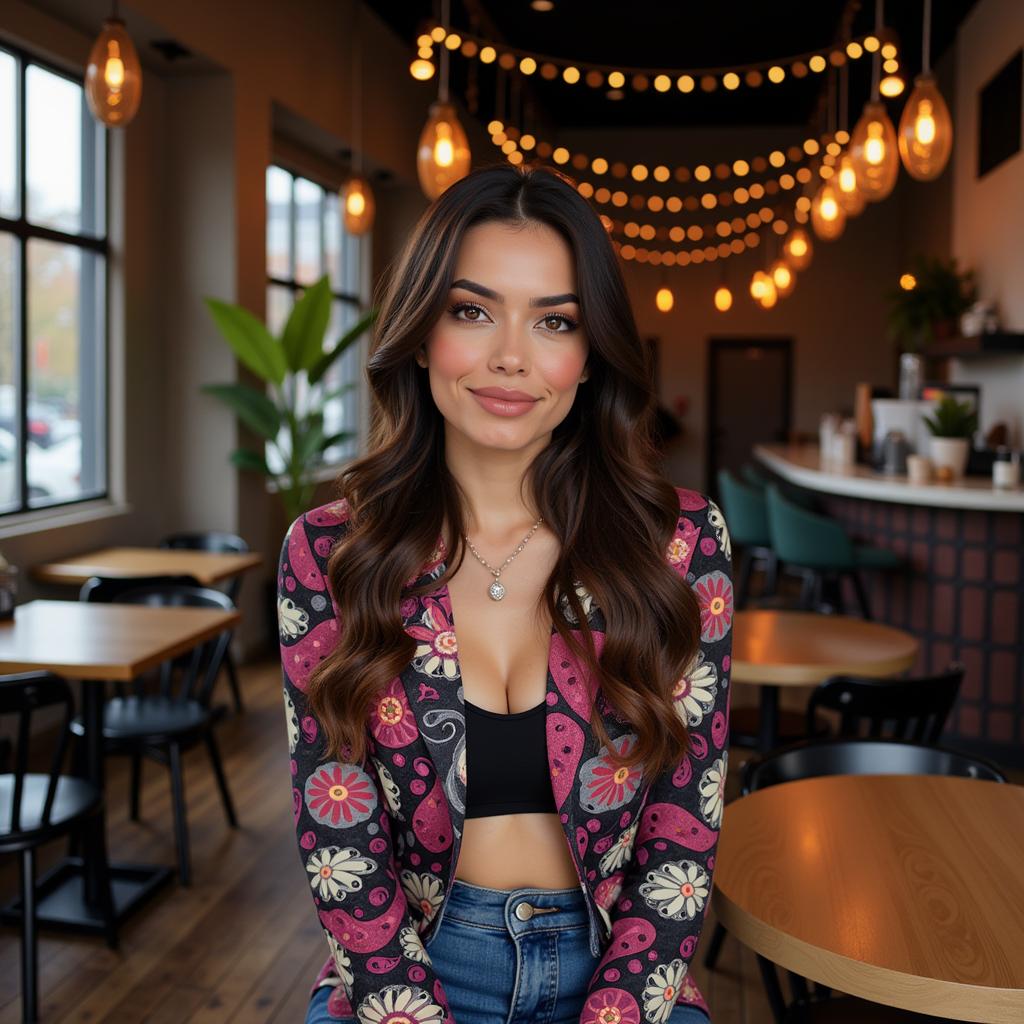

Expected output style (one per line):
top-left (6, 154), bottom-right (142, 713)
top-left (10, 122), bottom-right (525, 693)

top-left (278, 509), bottom-right (458, 1024)
top-left (579, 490), bottom-right (733, 1023)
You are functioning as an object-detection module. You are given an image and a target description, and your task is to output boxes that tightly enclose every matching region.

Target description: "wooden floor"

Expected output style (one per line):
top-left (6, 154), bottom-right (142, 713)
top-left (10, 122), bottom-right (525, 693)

top-left (1, 658), bottom-right (1017, 1023)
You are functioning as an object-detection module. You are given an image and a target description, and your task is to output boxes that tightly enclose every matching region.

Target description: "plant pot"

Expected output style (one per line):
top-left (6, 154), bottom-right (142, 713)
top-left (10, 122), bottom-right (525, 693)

top-left (929, 436), bottom-right (970, 479)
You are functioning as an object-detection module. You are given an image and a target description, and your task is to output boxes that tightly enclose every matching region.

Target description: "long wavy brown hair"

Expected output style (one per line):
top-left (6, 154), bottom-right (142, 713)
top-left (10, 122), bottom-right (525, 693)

top-left (307, 161), bottom-right (702, 780)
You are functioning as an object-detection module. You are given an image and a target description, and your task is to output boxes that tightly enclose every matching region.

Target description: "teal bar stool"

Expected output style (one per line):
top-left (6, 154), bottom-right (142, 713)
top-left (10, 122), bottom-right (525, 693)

top-left (742, 461), bottom-right (819, 511)
top-left (716, 468), bottom-right (778, 608)
top-left (763, 483), bottom-right (903, 619)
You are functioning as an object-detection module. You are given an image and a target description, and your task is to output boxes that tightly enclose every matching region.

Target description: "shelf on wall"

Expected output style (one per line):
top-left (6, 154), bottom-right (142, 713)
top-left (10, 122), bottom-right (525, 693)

top-left (924, 332), bottom-right (1024, 358)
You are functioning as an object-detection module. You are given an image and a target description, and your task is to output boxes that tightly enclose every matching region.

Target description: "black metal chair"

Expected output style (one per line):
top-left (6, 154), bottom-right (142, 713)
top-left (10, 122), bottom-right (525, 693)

top-left (0, 671), bottom-right (117, 1023)
top-left (723, 737), bottom-right (1005, 1024)
top-left (160, 531), bottom-right (249, 713)
top-left (805, 662), bottom-right (964, 743)
top-left (71, 581), bottom-right (239, 885)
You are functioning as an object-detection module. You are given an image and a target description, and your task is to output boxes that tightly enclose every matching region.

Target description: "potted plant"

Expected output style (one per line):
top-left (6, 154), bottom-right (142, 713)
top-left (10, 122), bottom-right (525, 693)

top-left (885, 255), bottom-right (977, 354)
top-left (202, 275), bottom-right (377, 524)
top-left (922, 395), bottom-right (979, 479)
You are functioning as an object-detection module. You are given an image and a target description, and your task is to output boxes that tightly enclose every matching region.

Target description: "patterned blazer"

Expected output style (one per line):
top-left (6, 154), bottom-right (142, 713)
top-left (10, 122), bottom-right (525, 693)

top-left (277, 486), bottom-right (734, 1024)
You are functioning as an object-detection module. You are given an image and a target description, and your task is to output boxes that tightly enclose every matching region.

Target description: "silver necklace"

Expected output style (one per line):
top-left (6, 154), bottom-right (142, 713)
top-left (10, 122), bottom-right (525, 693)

top-left (464, 516), bottom-right (544, 601)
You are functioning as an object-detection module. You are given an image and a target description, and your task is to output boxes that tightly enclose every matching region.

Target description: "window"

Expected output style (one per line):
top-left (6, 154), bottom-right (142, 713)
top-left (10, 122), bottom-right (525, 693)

top-left (0, 42), bottom-right (108, 515)
top-left (265, 164), bottom-right (366, 475)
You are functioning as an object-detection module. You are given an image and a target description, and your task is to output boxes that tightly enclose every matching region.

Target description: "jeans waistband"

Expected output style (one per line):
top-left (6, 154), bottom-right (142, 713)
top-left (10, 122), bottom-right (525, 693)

top-left (440, 877), bottom-right (591, 936)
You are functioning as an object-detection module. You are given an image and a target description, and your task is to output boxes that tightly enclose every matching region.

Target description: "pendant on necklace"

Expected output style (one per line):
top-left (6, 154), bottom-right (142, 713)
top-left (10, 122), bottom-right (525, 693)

top-left (488, 579), bottom-right (506, 601)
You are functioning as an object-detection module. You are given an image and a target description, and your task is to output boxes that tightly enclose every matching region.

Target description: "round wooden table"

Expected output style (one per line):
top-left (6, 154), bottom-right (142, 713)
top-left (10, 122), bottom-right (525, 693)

top-left (713, 774), bottom-right (1024, 1022)
top-left (731, 610), bottom-right (920, 751)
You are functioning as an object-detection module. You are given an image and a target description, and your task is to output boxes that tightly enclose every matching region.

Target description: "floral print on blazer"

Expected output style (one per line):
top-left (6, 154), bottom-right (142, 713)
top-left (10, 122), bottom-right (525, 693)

top-left (277, 486), bottom-right (733, 1024)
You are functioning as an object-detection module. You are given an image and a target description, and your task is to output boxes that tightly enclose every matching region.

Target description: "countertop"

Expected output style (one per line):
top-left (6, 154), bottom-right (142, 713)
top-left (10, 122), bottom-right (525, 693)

top-left (753, 442), bottom-right (1024, 512)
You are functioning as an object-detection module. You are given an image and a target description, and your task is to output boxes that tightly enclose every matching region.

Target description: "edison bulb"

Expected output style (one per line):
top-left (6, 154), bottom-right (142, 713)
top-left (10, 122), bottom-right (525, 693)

top-left (655, 286), bottom-right (674, 313)
top-left (850, 100), bottom-right (899, 201)
top-left (85, 16), bottom-right (142, 127)
top-left (811, 181), bottom-right (847, 240)
top-left (750, 270), bottom-right (770, 301)
top-left (782, 227), bottom-right (813, 270)
top-left (759, 274), bottom-right (778, 308)
top-left (898, 73), bottom-right (953, 180)
top-left (769, 258), bottom-right (795, 298)
top-left (714, 285), bottom-right (733, 312)
top-left (417, 101), bottom-right (471, 199)
top-left (341, 176), bottom-right (375, 235)
top-left (836, 153), bottom-right (865, 215)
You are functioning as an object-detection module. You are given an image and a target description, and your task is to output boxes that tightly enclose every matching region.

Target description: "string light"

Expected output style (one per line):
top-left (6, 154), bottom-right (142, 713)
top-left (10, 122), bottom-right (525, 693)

top-left (655, 286), bottom-right (674, 312)
top-left (783, 227), bottom-right (813, 270)
top-left (770, 258), bottom-right (796, 297)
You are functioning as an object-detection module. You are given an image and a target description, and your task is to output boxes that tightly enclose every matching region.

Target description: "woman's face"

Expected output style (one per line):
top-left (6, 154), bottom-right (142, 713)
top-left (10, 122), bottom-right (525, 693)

top-left (417, 219), bottom-right (589, 454)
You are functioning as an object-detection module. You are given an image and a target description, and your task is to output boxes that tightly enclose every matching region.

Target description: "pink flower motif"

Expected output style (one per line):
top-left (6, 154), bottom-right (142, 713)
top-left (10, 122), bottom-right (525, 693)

top-left (581, 986), bottom-right (641, 1024)
top-left (405, 596), bottom-right (460, 680)
top-left (579, 735), bottom-right (643, 814)
top-left (694, 569), bottom-right (733, 642)
top-left (594, 871), bottom-right (625, 910)
top-left (369, 678), bottom-right (420, 748)
top-left (304, 762), bottom-right (378, 828)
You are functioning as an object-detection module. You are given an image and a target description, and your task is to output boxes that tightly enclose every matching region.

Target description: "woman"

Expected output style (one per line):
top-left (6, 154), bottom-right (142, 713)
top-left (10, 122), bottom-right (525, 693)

top-left (278, 162), bottom-right (733, 1024)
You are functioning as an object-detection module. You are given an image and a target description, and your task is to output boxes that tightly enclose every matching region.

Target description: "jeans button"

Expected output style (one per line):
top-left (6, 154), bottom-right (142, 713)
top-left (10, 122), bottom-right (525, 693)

top-left (514, 902), bottom-right (534, 921)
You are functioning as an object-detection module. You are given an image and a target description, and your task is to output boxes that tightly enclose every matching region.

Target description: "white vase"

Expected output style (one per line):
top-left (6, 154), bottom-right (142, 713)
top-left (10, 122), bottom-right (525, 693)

top-left (929, 436), bottom-right (970, 478)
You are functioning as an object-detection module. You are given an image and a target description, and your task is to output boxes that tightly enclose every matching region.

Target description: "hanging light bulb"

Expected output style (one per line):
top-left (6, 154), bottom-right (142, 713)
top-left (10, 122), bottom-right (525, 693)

top-left (410, 58), bottom-right (436, 81)
top-left (85, 3), bottom-right (142, 127)
top-left (750, 270), bottom-right (771, 302)
top-left (811, 180), bottom-right (846, 240)
top-left (759, 274), bottom-right (778, 308)
top-left (836, 152), bottom-right (866, 215)
top-left (417, 99), bottom-right (471, 199)
top-left (782, 228), bottom-right (813, 270)
top-left (880, 73), bottom-right (905, 97)
top-left (769, 258), bottom-right (795, 298)
top-left (898, 75), bottom-right (952, 179)
top-left (714, 285), bottom-right (733, 312)
top-left (849, 100), bottom-right (899, 201)
top-left (655, 286), bottom-right (674, 313)
top-left (341, 176), bottom-right (375, 234)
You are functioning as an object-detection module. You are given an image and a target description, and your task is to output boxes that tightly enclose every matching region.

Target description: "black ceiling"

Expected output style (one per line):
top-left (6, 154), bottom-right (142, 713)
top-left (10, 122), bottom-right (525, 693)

top-left (368, 0), bottom-right (978, 133)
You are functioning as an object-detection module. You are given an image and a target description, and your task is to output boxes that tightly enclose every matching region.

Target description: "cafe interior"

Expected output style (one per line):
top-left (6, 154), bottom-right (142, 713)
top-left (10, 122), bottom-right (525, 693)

top-left (0, 0), bottom-right (1022, 1021)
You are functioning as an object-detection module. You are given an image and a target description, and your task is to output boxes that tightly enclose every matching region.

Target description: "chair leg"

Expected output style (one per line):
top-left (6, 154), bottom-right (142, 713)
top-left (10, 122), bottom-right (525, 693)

top-left (798, 570), bottom-right (816, 611)
top-left (167, 743), bottom-right (191, 886)
top-left (20, 848), bottom-right (38, 1024)
top-left (204, 731), bottom-right (238, 828)
top-left (755, 953), bottom-right (789, 1024)
top-left (736, 548), bottom-right (753, 609)
top-left (850, 570), bottom-right (872, 620)
top-left (763, 552), bottom-right (779, 599)
top-left (224, 646), bottom-right (244, 713)
top-left (702, 920), bottom-right (728, 970)
top-left (129, 752), bottom-right (142, 821)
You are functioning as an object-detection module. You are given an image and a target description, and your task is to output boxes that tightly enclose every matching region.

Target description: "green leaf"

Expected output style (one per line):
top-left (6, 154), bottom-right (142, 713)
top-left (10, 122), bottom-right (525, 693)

top-left (201, 383), bottom-right (282, 440)
top-left (309, 307), bottom-right (378, 385)
top-left (282, 276), bottom-right (332, 373)
top-left (204, 297), bottom-right (287, 386)
top-left (319, 381), bottom-right (359, 404)
top-left (229, 447), bottom-right (271, 475)
top-left (295, 422), bottom-right (326, 465)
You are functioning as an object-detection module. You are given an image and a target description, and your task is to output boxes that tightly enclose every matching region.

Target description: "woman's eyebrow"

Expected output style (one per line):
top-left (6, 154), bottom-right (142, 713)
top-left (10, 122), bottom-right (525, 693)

top-left (451, 278), bottom-right (579, 307)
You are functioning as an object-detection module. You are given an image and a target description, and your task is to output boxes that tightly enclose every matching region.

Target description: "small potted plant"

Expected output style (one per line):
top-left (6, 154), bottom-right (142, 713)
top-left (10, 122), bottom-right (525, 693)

top-left (922, 395), bottom-right (979, 479)
top-left (885, 255), bottom-right (977, 353)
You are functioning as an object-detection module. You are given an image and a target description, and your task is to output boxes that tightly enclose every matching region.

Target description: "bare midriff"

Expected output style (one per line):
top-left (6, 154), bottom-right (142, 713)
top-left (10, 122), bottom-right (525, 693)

top-left (444, 522), bottom-right (582, 891)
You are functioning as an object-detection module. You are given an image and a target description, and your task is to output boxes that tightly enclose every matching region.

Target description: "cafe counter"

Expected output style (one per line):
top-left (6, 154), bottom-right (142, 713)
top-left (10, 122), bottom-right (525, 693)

top-left (752, 442), bottom-right (1024, 769)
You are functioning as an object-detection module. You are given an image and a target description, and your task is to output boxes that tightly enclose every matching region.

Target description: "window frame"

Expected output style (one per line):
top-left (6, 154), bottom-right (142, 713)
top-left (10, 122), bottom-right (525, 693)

top-left (0, 36), bottom-right (110, 517)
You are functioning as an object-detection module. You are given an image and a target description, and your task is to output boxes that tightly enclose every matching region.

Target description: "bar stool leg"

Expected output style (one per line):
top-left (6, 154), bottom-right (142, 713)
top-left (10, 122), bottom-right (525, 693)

top-left (19, 848), bottom-right (37, 1024)
top-left (850, 570), bottom-right (872, 620)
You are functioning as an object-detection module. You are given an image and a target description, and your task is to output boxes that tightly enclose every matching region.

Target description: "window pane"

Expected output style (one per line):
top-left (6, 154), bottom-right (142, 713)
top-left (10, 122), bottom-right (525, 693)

top-left (26, 238), bottom-right (104, 506)
top-left (266, 283), bottom-right (292, 337)
top-left (266, 166), bottom-right (292, 278)
top-left (0, 233), bottom-right (18, 510)
top-left (322, 300), bottom-right (359, 464)
top-left (294, 177), bottom-right (322, 285)
top-left (0, 52), bottom-right (16, 218)
top-left (26, 64), bottom-right (104, 236)
top-left (324, 189), bottom-right (342, 291)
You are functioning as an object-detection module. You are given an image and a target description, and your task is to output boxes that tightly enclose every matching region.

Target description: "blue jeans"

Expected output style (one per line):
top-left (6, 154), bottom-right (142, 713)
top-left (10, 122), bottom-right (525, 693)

top-left (305, 877), bottom-right (712, 1024)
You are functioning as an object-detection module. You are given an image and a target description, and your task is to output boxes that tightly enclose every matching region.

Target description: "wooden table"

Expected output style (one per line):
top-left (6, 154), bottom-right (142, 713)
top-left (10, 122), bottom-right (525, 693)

top-left (0, 600), bottom-right (241, 935)
top-left (31, 547), bottom-right (262, 588)
top-left (731, 610), bottom-right (920, 751)
top-left (713, 774), bottom-right (1024, 1022)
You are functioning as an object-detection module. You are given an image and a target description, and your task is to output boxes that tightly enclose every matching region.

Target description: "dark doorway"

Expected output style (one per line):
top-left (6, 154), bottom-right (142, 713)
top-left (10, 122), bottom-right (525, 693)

top-left (706, 337), bottom-right (793, 497)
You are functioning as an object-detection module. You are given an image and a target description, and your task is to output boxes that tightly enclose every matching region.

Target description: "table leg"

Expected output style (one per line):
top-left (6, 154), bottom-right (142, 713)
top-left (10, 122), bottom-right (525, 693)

top-left (758, 684), bottom-right (781, 753)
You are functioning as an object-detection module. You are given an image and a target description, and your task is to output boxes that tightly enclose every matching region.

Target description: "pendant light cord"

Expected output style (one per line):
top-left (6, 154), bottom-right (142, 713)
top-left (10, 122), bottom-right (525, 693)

top-left (352, 1), bottom-right (363, 175)
top-left (439, 0), bottom-right (450, 104)
top-left (922, 0), bottom-right (932, 75)
top-left (871, 0), bottom-right (882, 101)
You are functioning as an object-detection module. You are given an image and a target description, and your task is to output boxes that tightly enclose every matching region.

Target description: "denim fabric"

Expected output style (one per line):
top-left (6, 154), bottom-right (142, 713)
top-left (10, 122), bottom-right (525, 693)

top-left (304, 877), bottom-right (713, 1024)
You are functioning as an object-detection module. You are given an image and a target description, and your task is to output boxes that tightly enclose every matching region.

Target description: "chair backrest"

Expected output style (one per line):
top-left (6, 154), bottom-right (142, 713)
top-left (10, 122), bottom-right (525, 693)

top-left (160, 531), bottom-right (249, 602)
top-left (741, 736), bottom-right (1007, 796)
top-left (79, 573), bottom-right (202, 604)
top-left (740, 462), bottom-right (770, 490)
top-left (806, 662), bottom-right (964, 743)
top-left (111, 583), bottom-right (235, 706)
top-left (0, 671), bottom-right (77, 835)
top-left (764, 482), bottom-right (855, 570)
top-left (716, 468), bottom-right (771, 547)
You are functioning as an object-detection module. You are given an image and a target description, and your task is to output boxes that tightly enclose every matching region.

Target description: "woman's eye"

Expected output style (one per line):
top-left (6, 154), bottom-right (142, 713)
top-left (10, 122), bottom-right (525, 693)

top-left (450, 302), bottom-right (489, 323)
top-left (540, 314), bottom-right (578, 333)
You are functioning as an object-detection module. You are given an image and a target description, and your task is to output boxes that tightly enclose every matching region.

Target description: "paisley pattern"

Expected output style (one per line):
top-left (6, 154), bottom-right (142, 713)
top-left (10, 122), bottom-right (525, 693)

top-left (279, 490), bottom-right (732, 1022)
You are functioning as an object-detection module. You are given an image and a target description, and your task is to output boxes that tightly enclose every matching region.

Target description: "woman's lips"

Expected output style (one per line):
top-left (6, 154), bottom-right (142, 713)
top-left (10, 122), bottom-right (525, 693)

top-left (469, 390), bottom-right (539, 417)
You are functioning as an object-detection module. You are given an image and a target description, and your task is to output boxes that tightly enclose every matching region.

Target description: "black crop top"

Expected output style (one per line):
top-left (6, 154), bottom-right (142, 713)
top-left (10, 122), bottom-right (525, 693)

top-left (464, 698), bottom-right (557, 818)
